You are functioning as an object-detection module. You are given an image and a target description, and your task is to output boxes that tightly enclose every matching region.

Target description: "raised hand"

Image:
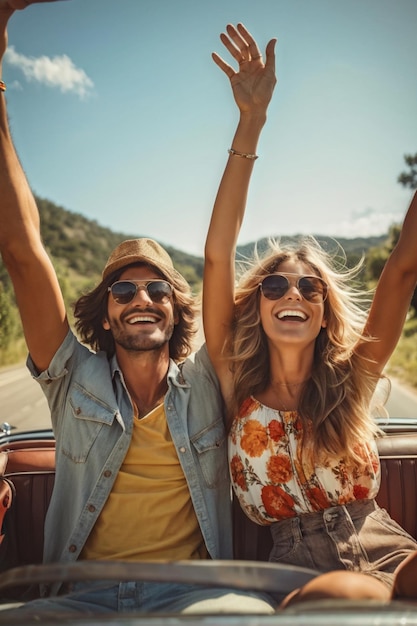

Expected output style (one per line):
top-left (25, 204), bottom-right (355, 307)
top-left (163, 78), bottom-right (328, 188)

top-left (212, 23), bottom-right (277, 115)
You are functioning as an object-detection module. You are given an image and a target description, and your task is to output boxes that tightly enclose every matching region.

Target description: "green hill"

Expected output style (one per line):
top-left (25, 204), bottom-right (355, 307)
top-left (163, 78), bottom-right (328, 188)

top-left (2, 195), bottom-right (387, 293)
top-left (30, 197), bottom-right (391, 281)
top-left (36, 196), bottom-right (204, 287)
top-left (0, 195), bottom-right (395, 366)
top-left (0, 196), bottom-right (205, 364)
top-left (236, 234), bottom-right (386, 268)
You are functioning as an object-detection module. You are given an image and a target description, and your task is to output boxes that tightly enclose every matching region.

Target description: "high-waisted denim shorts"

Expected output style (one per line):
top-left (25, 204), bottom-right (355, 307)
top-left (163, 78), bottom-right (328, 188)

top-left (269, 498), bottom-right (417, 589)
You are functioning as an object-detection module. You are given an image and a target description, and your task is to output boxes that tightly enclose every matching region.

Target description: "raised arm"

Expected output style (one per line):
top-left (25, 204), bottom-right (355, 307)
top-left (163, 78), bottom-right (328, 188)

top-left (0, 4), bottom-right (69, 373)
top-left (357, 190), bottom-right (417, 375)
top-left (203, 23), bottom-right (276, 399)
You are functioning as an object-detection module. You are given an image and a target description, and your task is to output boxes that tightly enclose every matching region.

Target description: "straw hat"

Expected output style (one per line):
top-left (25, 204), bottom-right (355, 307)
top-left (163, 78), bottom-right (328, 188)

top-left (102, 238), bottom-right (180, 282)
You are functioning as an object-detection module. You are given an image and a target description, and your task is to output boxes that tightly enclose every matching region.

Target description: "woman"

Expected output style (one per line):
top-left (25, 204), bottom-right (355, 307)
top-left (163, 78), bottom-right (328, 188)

top-left (205, 22), bottom-right (417, 606)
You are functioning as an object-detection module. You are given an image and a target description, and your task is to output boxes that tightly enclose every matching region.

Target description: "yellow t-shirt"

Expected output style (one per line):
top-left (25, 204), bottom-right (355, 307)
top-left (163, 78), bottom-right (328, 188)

top-left (81, 403), bottom-right (208, 561)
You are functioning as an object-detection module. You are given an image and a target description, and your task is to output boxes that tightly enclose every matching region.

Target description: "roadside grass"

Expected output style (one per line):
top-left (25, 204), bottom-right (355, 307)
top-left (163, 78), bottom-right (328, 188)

top-left (386, 317), bottom-right (417, 391)
top-left (0, 337), bottom-right (27, 368)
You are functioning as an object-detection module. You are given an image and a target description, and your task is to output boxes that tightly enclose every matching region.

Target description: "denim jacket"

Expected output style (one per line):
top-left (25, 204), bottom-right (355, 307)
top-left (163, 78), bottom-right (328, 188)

top-left (27, 330), bottom-right (232, 597)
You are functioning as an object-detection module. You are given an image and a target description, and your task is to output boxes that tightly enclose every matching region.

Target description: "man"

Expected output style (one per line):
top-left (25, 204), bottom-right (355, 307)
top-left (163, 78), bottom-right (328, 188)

top-left (0, 0), bottom-right (276, 617)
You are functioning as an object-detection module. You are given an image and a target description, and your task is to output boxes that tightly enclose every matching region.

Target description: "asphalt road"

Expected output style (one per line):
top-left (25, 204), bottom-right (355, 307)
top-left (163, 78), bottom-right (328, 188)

top-left (1, 363), bottom-right (417, 433)
top-left (0, 364), bottom-right (50, 432)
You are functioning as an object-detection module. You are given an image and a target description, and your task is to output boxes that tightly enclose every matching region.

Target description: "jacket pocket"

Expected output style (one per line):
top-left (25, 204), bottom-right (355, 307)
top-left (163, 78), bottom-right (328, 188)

top-left (62, 384), bottom-right (117, 463)
top-left (190, 418), bottom-right (228, 488)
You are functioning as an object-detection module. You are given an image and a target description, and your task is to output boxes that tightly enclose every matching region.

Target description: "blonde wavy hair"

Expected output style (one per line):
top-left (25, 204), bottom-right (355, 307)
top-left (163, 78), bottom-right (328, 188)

top-left (228, 236), bottom-right (385, 464)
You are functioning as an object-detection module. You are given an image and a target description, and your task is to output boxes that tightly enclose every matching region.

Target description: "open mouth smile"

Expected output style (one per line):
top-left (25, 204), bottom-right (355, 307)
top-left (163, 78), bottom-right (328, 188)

top-left (125, 314), bottom-right (161, 325)
top-left (277, 309), bottom-right (307, 321)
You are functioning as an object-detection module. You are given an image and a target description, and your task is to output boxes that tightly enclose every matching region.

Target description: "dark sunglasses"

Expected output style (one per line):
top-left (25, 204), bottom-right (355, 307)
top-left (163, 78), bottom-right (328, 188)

top-left (108, 280), bottom-right (173, 305)
top-left (259, 273), bottom-right (328, 303)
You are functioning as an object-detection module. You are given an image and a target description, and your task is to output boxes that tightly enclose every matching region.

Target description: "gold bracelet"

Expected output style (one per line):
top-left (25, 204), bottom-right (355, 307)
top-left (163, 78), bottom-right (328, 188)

top-left (0, 80), bottom-right (6, 93)
top-left (228, 147), bottom-right (258, 160)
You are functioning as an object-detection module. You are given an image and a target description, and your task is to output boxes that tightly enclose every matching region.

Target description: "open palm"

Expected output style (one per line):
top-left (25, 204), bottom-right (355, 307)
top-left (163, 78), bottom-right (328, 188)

top-left (229, 45), bottom-right (276, 113)
top-left (212, 23), bottom-right (277, 115)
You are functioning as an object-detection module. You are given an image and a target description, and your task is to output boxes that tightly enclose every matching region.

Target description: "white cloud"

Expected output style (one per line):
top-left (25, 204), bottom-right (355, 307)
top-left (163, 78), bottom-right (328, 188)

top-left (5, 46), bottom-right (94, 98)
top-left (320, 207), bottom-right (403, 239)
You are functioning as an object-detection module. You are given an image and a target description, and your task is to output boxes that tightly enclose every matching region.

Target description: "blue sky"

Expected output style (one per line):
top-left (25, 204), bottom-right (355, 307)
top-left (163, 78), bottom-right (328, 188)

top-left (3, 0), bottom-right (417, 256)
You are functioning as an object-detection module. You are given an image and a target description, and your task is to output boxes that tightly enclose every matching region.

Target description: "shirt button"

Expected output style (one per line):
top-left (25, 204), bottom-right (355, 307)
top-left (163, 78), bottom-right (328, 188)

top-left (69, 545), bottom-right (77, 553)
top-left (103, 470), bottom-right (112, 478)
top-left (179, 447), bottom-right (186, 453)
top-left (88, 504), bottom-right (96, 513)
top-left (75, 407), bottom-right (82, 415)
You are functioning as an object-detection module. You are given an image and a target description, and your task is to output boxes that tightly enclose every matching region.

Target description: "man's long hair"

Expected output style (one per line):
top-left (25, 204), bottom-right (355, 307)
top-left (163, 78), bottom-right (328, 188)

top-left (73, 262), bottom-right (198, 362)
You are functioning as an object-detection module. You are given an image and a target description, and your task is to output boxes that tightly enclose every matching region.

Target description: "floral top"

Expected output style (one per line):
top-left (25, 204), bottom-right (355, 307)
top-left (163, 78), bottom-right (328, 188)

top-left (229, 397), bottom-right (380, 526)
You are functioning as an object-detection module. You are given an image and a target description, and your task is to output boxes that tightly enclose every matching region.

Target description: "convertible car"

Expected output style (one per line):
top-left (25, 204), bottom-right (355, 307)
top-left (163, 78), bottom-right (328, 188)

top-left (0, 417), bottom-right (416, 625)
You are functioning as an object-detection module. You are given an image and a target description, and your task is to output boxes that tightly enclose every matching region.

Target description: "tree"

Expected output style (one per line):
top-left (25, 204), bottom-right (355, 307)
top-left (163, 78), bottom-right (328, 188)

top-left (397, 154), bottom-right (417, 315)
top-left (365, 222), bottom-right (417, 317)
top-left (398, 153), bottom-right (417, 189)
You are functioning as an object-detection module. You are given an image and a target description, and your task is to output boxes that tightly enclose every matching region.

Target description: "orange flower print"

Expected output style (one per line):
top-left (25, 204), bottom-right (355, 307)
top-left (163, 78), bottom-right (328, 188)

top-left (240, 420), bottom-right (268, 457)
top-left (230, 454), bottom-right (248, 491)
top-left (353, 484), bottom-right (370, 500)
top-left (284, 411), bottom-right (303, 434)
top-left (305, 486), bottom-right (331, 511)
top-left (266, 454), bottom-right (293, 484)
top-left (238, 397), bottom-right (260, 419)
top-left (268, 419), bottom-right (285, 442)
top-left (334, 462), bottom-right (350, 488)
top-left (262, 485), bottom-right (295, 519)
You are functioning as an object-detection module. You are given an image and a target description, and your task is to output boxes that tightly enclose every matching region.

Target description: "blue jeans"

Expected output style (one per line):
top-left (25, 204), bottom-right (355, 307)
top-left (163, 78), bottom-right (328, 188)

top-left (0, 581), bottom-right (276, 619)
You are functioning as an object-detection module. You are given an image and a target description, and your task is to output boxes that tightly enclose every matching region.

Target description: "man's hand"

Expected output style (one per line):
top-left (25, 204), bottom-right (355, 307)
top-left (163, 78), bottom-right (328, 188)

top-left (212, 23), bottom-right (277, 116)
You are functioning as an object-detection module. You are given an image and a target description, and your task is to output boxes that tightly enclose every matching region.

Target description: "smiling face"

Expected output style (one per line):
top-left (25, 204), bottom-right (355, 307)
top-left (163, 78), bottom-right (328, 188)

top-left (259, 259), bottom-right (327, 349)
top-left (103, 265), bottom-right (178, 356)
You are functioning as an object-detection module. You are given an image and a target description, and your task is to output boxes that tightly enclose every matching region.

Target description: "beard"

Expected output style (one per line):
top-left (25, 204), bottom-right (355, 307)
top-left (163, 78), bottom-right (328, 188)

top-left (108, 316), bottom-right (175, 354)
